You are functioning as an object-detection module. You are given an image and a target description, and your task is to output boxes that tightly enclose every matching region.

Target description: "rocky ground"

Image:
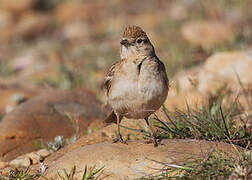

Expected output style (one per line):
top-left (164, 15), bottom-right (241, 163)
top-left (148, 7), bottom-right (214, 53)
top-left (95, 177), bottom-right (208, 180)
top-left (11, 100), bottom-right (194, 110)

top-left (0, 0), bottom-right (252, 179)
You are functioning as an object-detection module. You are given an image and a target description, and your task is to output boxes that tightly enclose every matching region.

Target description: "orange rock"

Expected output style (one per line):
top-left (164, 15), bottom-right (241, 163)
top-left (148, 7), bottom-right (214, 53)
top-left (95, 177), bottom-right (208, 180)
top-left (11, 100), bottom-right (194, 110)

top-left (198, 50), bottom-right (252, 93)
top-left (181, 21), bottom-right (235, 48)
top-left (42, 140), bottom-right (241, 179)
top-left (54, 2), bottom-right (102, 24)
top-left (26, 149), bottom-right (51, 165)
top-left (0, 161), bottom-right (8, 169)
top-left (0, 87), bottom-right (38, 115)
top-left (14, 11), bottom-right (51, 40)
top-left (165, 91), bottom-right (207, 111)
top-left (0, 90), bottom-right (109, 161)
top-left (167, 49), bottom-right (252, 110)
top-left (9, 155), bottom-right (30, 168)
top-left (0, 10), bottom-right (13, 29)
top-left (0, 0), bottom-right (34, 15)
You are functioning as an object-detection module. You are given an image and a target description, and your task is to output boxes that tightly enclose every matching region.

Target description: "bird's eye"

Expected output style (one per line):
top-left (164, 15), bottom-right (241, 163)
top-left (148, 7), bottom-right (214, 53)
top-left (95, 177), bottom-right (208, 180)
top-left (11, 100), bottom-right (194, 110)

top-left (136, 39), bottom-right (143, 44)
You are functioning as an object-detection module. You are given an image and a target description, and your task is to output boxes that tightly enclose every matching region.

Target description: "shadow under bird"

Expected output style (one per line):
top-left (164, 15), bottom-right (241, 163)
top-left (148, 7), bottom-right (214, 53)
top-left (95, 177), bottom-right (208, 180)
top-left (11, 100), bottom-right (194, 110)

top-left (103, 25), bottom-right (169, 146)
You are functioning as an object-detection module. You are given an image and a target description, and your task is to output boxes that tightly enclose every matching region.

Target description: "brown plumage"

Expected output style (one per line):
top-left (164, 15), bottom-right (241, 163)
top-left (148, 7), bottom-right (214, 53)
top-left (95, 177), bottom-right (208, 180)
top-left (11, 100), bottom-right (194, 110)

top-left (103, 25), bottom-right (169, 146)
top-left (123, 26), bottom-right (148, 39)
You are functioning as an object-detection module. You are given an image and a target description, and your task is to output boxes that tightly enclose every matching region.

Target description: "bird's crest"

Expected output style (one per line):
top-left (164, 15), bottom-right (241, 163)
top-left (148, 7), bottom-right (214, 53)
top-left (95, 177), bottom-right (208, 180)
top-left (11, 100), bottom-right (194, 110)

top-left (123, 25), bottom-right (147, 39)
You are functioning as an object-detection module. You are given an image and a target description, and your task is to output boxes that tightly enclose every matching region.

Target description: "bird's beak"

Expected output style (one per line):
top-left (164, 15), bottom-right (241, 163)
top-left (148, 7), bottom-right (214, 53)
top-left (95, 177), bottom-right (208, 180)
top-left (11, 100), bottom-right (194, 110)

top-left (120, 39), bottom-right (130, 46)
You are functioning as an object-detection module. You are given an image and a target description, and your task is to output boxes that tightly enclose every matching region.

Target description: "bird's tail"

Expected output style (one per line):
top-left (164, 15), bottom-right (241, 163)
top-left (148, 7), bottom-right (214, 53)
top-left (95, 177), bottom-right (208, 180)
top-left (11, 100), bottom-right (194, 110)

top-left (103, 110), bottom-right (117, 124)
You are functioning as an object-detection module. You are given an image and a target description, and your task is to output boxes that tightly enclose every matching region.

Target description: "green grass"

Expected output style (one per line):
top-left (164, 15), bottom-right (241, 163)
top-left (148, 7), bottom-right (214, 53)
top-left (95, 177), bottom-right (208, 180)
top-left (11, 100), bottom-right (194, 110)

top-left (55, 165), bottom-right (104, 180)
top-left (0, 166), bottom-right (39, 180)
top-left (152, 92), bottom-right (251, 149)
top-left (0, 165), bottom-right (104, 180)
top-left (139, 149), bottom-right (252, 179)
top-left (137, 89), bottom-right (252, 179)
top-left (116, 88), bottom-right (252, 179)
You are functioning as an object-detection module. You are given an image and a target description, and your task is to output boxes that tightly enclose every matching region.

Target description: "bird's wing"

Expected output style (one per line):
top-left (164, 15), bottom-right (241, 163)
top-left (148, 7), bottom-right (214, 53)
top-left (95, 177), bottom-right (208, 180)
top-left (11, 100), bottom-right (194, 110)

top-left (103, 59), bottom-right (124, 96)
top-left (157, 58), bottom-right (169, 88)
top-left (103, 110), bottom-right (117, 124)
top-left (147, 56), bottom-right (169, 88)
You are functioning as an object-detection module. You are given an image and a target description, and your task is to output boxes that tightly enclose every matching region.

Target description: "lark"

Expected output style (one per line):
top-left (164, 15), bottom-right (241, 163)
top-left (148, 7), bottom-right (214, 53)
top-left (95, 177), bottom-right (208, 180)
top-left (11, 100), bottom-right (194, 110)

top-left (103, 26), bottom-right (169, 146)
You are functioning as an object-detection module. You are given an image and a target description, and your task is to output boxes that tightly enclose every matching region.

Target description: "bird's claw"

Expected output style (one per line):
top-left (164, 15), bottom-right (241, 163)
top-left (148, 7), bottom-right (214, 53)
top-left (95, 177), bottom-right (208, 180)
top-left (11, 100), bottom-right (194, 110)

top-left (144, 137), bottom-right (160, 147)
top-left (113, 133), bottom-right (127, 144)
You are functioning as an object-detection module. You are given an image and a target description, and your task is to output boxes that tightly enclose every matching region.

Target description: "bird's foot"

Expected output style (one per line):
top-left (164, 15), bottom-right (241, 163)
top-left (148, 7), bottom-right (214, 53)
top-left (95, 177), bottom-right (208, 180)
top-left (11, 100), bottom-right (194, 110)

top-left (144, 137), bottom-right (160, 147)
top-left (113, 133), bottom-right (127, 144)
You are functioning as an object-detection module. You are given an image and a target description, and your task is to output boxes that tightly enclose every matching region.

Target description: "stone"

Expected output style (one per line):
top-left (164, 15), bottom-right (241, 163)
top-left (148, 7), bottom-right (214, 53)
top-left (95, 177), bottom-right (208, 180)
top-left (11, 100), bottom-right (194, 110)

top-left (172, 67), bottom-right (200, 93)
top-left (36, 149), bottom-right (51, 159)
top-left (198, 50), bottom-right (252, 93)
top-left (163, 67), bottom-right (207, 111)
top-left (42, 140), bottom-right (241, 179)
top-left (14, 11), bottom-right (51, 40)
top-left (0, 0), bottom-right (34, 15)
top-left (26, 149), bottom-right (51, 165)
top-left (0, 10), bottom-right (13, 29)
top-left (61, 22), bottom-right (89, 41)
top-left (0, 86), bottom-right (38, 115)
top-left (54, 2), bottom-right (102, 24)
top-left (0, 161), bottom-right (8, 169)
top-left (9, 155), bottom-right (31, 168)
top-left (181, 21), bottom-right (235, 48)
top-left (0, 90), bottom-right (108, 161)
top-left (26, 152), bottom-right (39, 165)
top-left (168, 2), bottom-right (188, 21)
top-left (166, 49), bottom-right (252, 110)
top-left (165, 90), bottom-right (207, 111)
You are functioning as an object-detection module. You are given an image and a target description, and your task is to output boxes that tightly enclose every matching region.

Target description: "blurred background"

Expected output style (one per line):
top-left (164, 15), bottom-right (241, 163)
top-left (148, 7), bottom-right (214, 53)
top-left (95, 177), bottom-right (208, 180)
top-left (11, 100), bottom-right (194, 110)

top-left (0, 0), bottom-right (251, 102)
top-left (1, 0), bottom-right (252, 168)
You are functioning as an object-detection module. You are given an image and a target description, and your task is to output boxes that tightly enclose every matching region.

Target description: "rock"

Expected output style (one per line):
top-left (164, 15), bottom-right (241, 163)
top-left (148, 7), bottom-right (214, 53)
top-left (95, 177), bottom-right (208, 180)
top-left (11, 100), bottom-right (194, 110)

top-left (26, 152), bottom-right (40, 165)
top-left (165, 49), bottom-right (252, 110)
top-left (165, 91), bottom-right (207, 111)
top-left (36, 149), bottom-right (51, 159)
top-left (0, 10), bottom-right (13, 29)
top-left (36, 118), bottom-right (160, 168)
top-left (14, 11), bottom-right (51, 40)
top-left (172, 67), bottom-right (200, 93)
top-left (43, 140), bottom-right (240, 179)
top-left (9, 155), bottom-right (30, 168)
top-left (26, 149), bottom-right (51, 165)
top-left (0, 11), bottom-right (51, 42)
top-left (168, 2), bottom-right (188, 21)
top-left (54, 2), bottom-right (102, 24)
top-left (54, 2), bottom-right (86, 23)
top-left (0, 86), bottom-right (38, 115)
top-left (0, 0), bottom-right (34, 15)
top-left (0, 148), bottom-right (51, 169)
top-left (0, 90), bottom-right (108, 161)
top-left (0, 10), bottom-right (14, 43)
top-left (198, 50), bottom-right (252, 93)
top-left (0, 161), bottom-right (8, 169)
top-left (163, 67), bottom-right (207, 110)
top-left (61, 22), bottom-right (89, 41)
top-left (181, 21), bottom-right (235, 48)
top-left (43, 120), bottom-right (152, 163)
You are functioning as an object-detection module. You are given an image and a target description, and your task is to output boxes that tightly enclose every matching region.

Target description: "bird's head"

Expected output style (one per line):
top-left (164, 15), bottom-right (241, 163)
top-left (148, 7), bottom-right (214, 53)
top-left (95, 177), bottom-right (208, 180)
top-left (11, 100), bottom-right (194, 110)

top-left (120, 26), bottom-right (155, 59)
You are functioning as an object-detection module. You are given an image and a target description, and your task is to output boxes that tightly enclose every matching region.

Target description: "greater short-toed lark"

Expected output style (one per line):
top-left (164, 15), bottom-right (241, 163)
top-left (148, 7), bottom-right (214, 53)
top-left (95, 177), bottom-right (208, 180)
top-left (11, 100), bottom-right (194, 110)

top-left (103, 25), bottom-right (169, 146)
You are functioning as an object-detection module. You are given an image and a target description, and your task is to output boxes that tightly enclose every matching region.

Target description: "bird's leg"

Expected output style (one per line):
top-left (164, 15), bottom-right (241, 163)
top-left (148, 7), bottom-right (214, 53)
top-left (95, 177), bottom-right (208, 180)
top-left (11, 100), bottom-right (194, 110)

top-left (144, 117), bottom-right (158, 147)
top-left (113, 113), bottom-right (126, 144)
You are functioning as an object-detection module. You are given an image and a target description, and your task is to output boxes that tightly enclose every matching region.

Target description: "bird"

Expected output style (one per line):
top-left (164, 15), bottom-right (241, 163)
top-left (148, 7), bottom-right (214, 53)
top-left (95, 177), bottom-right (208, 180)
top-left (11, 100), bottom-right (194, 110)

top-left (103, 25), bottom-right (169, 146)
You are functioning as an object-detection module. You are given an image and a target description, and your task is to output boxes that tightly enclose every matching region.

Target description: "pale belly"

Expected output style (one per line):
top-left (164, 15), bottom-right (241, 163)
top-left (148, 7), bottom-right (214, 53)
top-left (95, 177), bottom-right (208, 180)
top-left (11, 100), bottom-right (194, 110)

top-left (109, 77), bottom-right (167, 119)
